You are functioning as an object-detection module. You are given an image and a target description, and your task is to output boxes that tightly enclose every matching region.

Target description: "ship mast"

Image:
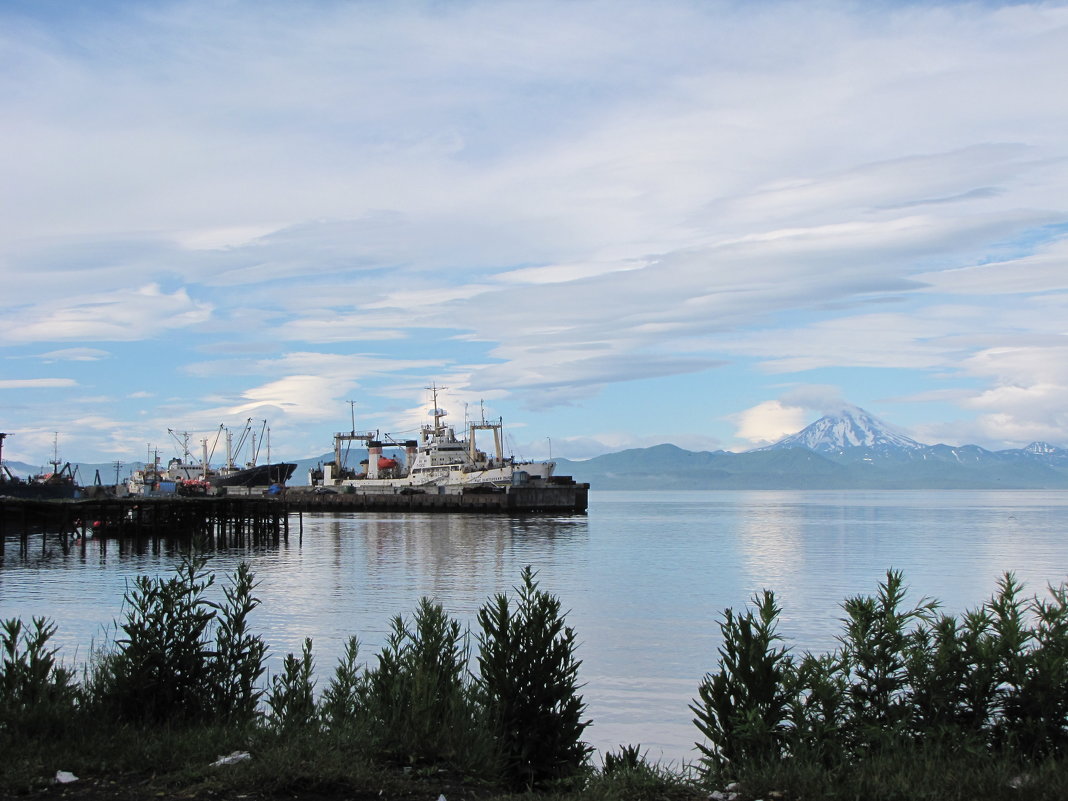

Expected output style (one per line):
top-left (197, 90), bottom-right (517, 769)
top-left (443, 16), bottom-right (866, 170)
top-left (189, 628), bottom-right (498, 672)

top-left (428, 383), bottom-right (448, 435)
top-left (333, 401), bottom-right (375, 470)
top-left (168, 429), bottom-right (194, 462)
top-left (468, 401), bottom-right (504, 462)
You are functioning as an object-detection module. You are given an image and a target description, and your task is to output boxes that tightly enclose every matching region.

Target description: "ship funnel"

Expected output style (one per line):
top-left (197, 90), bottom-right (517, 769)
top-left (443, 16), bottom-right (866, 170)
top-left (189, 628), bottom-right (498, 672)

top-left (367, 441), bottom-right (383, 479)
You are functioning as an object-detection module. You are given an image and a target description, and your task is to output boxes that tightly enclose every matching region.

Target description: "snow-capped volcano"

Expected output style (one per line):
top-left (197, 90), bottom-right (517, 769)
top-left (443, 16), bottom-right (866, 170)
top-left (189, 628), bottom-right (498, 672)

top-left (766, 406), bottom-right (926, 454)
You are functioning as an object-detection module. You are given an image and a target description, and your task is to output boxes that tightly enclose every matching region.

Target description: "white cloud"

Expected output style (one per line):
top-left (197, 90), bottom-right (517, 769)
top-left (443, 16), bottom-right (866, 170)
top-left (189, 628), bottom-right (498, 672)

top-left (732, 401), bottom-right (809, 446)
top-left (724, 312), bottom-right (964, 374)
top-left (226, 375), bottom-right (346, 420)
top-left (0, 378), bottom-right (78, 389)
top-left (35, 348), bottom-right (110, 362)
top-left (495, 260), bottom-right (647, 286)
top-left (174, 224), bottom-right (285, 251)
top-left (276, 318), bottom-right (407, 344)
top-left (917, 237), bottom-right (1068, 296)
top-left (1, 285), bottom-right (212, 344)
top-left (777, 386), bottom-right (850, 415)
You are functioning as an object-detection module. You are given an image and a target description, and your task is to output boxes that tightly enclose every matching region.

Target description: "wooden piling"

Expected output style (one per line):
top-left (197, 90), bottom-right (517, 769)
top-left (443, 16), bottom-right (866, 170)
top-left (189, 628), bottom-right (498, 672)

top-left (0, 496), bottom-right (289, 548)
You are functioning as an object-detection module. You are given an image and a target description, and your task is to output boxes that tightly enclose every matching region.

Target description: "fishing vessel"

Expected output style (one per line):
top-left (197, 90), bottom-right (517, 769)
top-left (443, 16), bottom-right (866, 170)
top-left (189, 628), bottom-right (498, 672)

top-left (310, 386), bottom-right (557, 494)
top-left (0, 432), bottom-right (82, 499)
top-left (126, 421), bottom-right (296, 496)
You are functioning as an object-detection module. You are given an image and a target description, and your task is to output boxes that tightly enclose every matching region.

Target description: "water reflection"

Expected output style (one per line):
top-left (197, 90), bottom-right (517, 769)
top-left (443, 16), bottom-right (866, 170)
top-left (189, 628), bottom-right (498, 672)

top-left (230, 513), bottom-right (592, 678)
top-left (736, 494), bottom-right (806, 592)
top-left (4, 492), bottom-right (1068, 765)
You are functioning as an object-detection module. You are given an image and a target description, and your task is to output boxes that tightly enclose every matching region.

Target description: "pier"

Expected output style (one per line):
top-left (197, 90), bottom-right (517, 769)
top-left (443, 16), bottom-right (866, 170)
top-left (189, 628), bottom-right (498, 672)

top-left (0, 481), bottom-right (587, 549)
top-left (0, 496), bottom-right (290, 549)
top-left (283, 481), bottom-right (589, 513)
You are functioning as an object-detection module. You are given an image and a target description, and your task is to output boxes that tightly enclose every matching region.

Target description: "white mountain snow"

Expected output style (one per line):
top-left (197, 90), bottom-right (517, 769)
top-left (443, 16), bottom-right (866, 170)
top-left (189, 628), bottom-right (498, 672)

top-left (766, 406), bottom-right (926, 454)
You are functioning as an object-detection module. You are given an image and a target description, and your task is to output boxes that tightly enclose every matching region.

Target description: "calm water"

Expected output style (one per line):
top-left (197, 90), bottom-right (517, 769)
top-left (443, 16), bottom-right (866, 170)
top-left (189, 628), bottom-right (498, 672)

top-left (3, 490), bottom-right (1068, 763)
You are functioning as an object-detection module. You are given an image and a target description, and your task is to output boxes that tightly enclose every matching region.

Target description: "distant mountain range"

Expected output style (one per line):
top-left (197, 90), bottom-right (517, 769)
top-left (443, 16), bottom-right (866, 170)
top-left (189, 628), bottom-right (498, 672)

top-left (6, 407), bottom-right (1068, 490)
top-left (552, 407), bottom-right (1068, 490)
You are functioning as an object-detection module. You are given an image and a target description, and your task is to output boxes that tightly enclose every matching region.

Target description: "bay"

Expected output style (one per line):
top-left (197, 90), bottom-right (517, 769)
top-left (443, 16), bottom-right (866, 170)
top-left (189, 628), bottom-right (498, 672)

top-left (3, 489), bottom-right (1068, 764)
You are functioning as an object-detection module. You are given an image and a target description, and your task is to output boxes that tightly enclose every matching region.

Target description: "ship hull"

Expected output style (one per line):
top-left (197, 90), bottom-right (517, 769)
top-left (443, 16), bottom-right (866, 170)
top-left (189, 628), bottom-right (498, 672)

top-left (290, 480), bottom-right (588, 513)
top-left (0, 481), bottom-right (80, 500)
top-left (211, 462), bottom-right (297, 488)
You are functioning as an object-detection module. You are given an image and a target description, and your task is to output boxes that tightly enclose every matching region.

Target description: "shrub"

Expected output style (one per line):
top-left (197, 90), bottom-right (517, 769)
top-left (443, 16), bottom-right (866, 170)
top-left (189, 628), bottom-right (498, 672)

top-left (692, 589), bottom-right (794, 776)
top-left (87, 554), bottom-right (269, 727)
top-left (602, 743), bottom-right (648, 775)
top-left (903, 601), bottom-right (1005, 750)
top-left (1000, 578), bottom-right (1068, 757)
top-left (787, 650), bottom-right (847, 766)
top-left (476, 565), bottom-right (591, 790)
top-left (266, 638), bottom-right (317, 732)
top-left (0, 616), bottom-right (78, 739)
top-left (319, 635), bottom-right (367, 733)
top-left (363, 598), bottom-right (477, 766)
top-left (694, 570), bottom-right (1068, 787)
top-left (838, 570), bottom-right (935, 753)
top-left (89, 553), bottom-right (218, 723)
top-left (211, 561), bottom-right (268, 725)
top-left (596, 744), bottom-right (695, 801)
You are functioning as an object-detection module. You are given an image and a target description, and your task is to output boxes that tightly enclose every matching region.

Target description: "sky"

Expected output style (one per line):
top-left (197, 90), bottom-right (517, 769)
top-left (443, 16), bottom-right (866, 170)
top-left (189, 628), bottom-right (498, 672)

top-left (3, 0), bottom-right (1068, 469)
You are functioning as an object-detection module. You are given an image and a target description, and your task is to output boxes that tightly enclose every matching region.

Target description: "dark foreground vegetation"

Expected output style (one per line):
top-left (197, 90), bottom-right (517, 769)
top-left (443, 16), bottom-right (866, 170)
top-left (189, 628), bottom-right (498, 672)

top-left (3, 555), bottom-right (1068, 801)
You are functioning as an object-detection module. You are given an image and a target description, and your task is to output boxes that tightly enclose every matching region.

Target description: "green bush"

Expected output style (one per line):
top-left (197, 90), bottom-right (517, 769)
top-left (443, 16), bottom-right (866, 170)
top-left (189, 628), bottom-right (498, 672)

top-left (87, 553), bottom-right (268, 726)
top-left (838, 569), bottom-right (936, 753)
top-left (318, 635), bottom-right (367, 734)
top-left (212, 561), bottom-right (268, 724)
top-left (786, 650), bottom-right (847, 766)
top-left (266, 637), bottom-right (317, 731)
top-left (476, 565), bottom-right (592, 790)
top-left (691, 589), bottom-right (794, 775)
top-left (595, 744), bottom-right (697, 801)
top-left (693, 570), bottom-right (1068, 787)
top-left (363, 598), bottom-right (479, 766)
top-left (0, 616), bottom-right (78, 739)
top-left (904, 601), bottom-right (1001, 749)
top-left (89, 553), bottom-right (218, 723)
top-left (997, 577), bottom-right (1068, 757)
top-left (12, 556), bottom-right (1068, 800)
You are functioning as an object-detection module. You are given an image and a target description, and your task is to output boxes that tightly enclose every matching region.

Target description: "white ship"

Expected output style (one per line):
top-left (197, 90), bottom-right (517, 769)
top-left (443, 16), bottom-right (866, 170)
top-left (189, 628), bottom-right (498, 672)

top-left (310, 386), bottom-right (555, 494)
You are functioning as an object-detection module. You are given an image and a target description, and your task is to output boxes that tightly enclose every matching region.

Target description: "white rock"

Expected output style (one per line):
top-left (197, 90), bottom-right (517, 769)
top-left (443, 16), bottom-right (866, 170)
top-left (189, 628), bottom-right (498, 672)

top-left (55, 771), bottom-right (78, 784)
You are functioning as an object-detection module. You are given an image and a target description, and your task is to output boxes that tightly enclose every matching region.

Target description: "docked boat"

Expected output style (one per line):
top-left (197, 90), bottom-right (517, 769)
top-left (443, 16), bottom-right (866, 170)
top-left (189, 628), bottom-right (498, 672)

top-left (127, 421), bottom-right (296, 496)
top-left (0, 432), bottom-right (82, 499)
top-left (310, 386), bottom-right (557, 494)
top-left (0, 463), bottom-right (81, 499)
top-left (210, 461), bottom-right (297, 488)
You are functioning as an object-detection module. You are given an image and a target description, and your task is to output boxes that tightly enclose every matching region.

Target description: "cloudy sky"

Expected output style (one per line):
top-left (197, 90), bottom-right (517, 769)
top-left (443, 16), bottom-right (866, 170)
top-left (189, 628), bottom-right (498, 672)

top-left (2, 0), bottom-right (1068, 468)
